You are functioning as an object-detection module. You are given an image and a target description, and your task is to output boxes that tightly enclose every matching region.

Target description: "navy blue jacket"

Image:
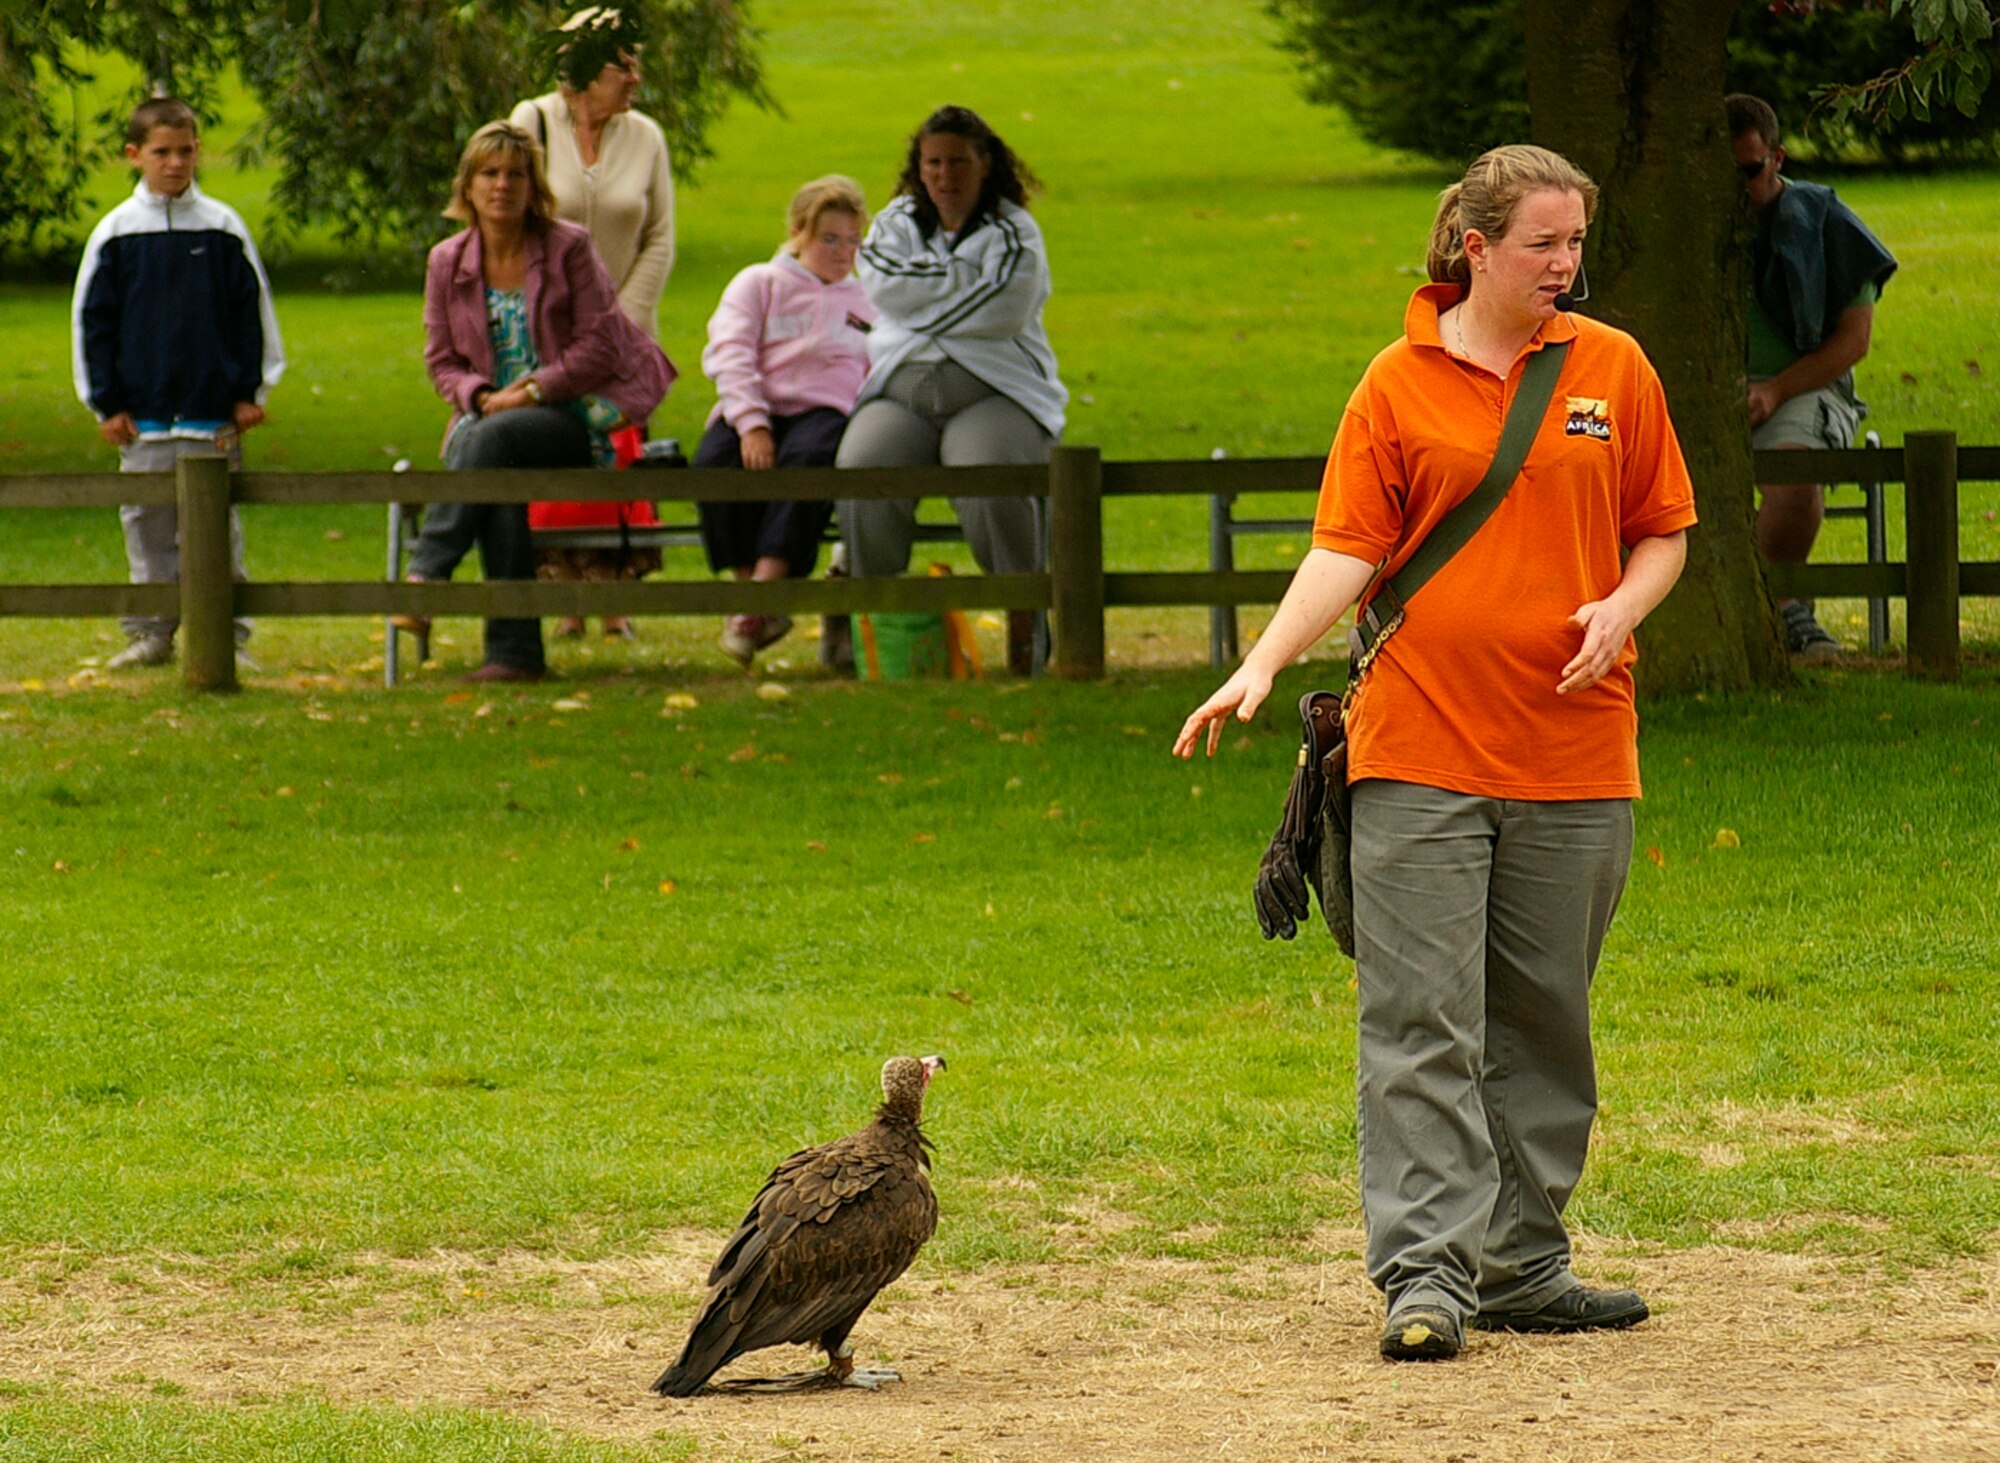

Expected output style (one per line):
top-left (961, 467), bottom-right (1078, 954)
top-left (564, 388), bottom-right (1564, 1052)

top-left (1753, 179), bottom-right (1896, 356)
top-left (71, 181), bottom-right (285, 424)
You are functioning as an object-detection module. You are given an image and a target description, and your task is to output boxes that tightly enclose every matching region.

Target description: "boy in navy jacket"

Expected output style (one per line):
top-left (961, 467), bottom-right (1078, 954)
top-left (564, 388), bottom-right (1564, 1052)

top-left (71, 96), bottom-right (285, 670)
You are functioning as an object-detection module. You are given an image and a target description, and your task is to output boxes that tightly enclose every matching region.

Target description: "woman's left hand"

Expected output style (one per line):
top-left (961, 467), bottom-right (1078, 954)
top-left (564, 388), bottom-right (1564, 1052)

top-left (483, 382), bottom-right (538, 415)
top-left (1559, 595), bottom-right (1640, 695)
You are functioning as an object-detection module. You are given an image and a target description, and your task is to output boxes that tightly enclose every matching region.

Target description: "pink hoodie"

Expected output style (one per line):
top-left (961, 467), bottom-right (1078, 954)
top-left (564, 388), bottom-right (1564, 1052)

top-left (702, 250), bottom-right (875, 433)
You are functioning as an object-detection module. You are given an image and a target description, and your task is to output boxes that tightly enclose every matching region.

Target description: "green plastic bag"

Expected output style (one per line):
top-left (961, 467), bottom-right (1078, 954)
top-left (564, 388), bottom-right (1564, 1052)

top-left (858, 612), bottom-right (951, 681)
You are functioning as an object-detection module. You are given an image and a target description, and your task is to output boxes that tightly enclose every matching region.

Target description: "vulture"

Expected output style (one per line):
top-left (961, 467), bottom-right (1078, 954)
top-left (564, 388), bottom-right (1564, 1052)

top-left (651, 1053), bottom-right (945, 1396)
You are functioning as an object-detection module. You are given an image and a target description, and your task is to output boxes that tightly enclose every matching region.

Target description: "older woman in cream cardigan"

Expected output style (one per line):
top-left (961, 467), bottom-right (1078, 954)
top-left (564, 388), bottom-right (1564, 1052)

top-left (510, 6), bottom-right (676, 637)
top-left (509, 6), bottom-right (674, 337)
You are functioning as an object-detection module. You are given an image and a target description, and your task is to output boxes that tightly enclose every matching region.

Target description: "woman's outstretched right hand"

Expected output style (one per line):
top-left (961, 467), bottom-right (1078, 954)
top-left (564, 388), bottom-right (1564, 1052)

top-left (1173, 664), bottom-right (1274, 760)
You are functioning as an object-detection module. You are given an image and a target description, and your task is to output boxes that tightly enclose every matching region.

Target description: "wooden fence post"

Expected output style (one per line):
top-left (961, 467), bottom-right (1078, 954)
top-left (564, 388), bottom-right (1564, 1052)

top-left (1048, 444), bottom-right (1104, 679)
top-left (176, 452), bottom-right (238, 692)
top-left (1904, 430), bottom-right (1959, 682)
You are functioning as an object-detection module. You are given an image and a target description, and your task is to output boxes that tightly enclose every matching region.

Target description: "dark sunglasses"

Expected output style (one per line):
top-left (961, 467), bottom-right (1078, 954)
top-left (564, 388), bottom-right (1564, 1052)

top-left (1738, 155), bottom-right (1772, 180)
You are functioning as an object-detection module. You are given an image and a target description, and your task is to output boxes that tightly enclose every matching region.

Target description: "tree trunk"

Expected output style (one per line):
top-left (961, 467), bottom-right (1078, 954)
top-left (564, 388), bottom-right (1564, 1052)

top-left (1525, 0), bottom-right (1790, 691)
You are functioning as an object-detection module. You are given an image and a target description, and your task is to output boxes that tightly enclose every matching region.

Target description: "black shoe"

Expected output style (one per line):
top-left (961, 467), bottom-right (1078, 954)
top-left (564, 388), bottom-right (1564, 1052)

top-left (1779, 600), bottom-right (1841, 663)
top-left (1472, 1285), bottom-right (1648, 1334)
top-left (1380, 1304), bottom-right (1463, 1361)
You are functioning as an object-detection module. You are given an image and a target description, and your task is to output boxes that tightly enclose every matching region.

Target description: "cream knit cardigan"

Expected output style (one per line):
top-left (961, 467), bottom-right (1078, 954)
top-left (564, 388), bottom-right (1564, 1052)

top-left (509, 92), bottom-right (676, 339)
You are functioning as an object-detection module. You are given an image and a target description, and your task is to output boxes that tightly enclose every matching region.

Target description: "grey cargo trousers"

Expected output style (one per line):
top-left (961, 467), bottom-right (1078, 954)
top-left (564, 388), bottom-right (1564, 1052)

top-left (1350, 779), bottom-right (1633, 1323)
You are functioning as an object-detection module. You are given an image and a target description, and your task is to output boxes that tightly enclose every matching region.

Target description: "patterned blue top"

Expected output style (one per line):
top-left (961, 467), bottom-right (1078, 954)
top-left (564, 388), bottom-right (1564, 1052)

top-left (467, 287), bottom-right (621, 467)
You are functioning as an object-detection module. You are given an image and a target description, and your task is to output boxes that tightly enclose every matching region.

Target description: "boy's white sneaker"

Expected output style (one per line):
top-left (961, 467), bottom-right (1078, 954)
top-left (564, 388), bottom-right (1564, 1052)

top-left (106, 636), bottom-right (174, 669)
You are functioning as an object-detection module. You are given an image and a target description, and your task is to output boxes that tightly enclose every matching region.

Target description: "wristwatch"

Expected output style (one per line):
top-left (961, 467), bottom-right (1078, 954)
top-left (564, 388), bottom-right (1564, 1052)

top-left (523, 378), bottom-right (544, 404)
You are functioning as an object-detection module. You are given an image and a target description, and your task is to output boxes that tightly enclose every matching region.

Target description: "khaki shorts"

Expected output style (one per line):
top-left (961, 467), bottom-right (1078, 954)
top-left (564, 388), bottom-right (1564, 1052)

top-left (1751, 379), bottom-right (1860, 452)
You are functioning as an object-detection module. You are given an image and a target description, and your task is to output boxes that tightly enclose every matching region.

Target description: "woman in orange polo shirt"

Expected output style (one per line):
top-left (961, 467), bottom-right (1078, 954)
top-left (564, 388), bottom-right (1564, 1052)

top-left (1176, 145), bottom-right (1696, 1363)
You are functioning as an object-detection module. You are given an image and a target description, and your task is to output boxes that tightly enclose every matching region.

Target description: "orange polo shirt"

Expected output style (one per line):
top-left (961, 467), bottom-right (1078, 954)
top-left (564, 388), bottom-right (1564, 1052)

top-left (1312, 284), bottom-right (1698, 801)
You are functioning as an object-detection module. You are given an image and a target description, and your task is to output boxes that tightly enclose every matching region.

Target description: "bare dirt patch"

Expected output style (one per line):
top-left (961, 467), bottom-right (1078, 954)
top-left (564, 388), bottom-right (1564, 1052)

top-left (2, 1233), bottom-right (1996, 1462)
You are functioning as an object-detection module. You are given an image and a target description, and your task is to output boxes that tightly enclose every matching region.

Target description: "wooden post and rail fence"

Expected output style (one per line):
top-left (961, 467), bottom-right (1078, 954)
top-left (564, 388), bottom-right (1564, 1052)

top-left (0, 431), bottom-right (1993, 692)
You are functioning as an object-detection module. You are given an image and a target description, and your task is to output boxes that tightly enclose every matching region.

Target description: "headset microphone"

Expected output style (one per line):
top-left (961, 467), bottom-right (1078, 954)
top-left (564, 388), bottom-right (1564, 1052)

top-left (1552, 261), bottom-right (1591, 314)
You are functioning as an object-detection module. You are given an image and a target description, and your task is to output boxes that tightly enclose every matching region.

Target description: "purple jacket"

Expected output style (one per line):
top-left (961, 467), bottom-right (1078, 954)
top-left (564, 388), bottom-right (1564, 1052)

top-left (423, 218), bottom-right (674, 432)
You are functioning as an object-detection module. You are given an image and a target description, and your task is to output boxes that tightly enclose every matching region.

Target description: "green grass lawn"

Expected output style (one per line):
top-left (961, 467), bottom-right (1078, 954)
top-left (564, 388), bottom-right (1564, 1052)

top-left (1, 665), bottom-right (1997, 1455)
top-left (3, 668), bottom-right (1996, 1266)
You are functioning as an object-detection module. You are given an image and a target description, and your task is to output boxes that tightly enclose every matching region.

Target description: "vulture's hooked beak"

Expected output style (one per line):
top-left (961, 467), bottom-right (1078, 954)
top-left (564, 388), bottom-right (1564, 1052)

top-left (920, 1054), bottom-right (947, 1086)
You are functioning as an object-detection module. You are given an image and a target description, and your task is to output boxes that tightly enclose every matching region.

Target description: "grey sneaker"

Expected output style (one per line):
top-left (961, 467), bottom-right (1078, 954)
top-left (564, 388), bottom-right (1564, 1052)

top-left (719, 615), bottom-right (759, 667)
top-left (106, 635), bottom-right (174, 670)
top-left (1780, 600), bottom-right (1841, 663)
top-left (719, 614), bottom-right (793, 667)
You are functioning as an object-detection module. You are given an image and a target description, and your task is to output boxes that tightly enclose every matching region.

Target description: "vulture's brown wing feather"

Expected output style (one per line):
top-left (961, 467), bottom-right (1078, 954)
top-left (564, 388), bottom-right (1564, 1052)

top-left (651, 1121), bottom-right (936, 1396)
top-left (722, 1144), bottom-right (937, 1358)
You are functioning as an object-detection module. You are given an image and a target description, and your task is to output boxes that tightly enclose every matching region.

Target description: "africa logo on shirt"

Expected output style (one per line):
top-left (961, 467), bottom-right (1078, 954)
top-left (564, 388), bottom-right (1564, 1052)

top-left (1564, 396), bottom-right (1612, 441)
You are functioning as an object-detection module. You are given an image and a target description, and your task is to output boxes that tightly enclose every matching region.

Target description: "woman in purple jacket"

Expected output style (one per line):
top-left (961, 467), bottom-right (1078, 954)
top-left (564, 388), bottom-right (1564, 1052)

top-left (399, 119), bottom-right (672, 682)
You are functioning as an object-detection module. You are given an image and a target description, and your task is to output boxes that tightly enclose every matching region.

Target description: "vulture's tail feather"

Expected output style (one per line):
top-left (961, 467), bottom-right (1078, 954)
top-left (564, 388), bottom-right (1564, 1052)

top-left (650, 1360), bottom-right (707, 1397)
top-left (651, 1298), bottom-right (747, 1397)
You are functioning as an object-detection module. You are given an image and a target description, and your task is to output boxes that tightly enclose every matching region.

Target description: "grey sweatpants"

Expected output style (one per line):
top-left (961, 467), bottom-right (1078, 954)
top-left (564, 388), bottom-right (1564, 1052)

top-left (834, 360), bottom-right (1051, 577)
top-left (1350, 780), bottom-right (1633, 1322)
top-left (117, 436), bottom-right (251, 646)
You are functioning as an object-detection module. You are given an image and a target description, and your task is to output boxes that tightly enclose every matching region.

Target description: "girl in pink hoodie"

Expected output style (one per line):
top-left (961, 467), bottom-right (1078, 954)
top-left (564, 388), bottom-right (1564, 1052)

top-left (695, 175), bottom-right (875, 665)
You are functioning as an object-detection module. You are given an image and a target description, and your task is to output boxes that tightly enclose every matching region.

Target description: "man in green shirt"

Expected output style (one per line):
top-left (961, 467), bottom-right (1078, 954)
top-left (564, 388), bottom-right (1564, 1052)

top-left (1727, 93), bottom-right (1897, 662)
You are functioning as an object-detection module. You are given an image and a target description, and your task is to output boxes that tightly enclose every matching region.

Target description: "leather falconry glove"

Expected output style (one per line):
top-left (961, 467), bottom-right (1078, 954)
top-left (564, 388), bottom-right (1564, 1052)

top-left (1254, 690), bottom-right (1343, 940)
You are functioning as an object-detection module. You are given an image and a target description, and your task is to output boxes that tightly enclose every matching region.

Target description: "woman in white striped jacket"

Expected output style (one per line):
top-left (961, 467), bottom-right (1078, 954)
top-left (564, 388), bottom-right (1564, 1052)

top-left (835, 105), bottom-right (1067, 674)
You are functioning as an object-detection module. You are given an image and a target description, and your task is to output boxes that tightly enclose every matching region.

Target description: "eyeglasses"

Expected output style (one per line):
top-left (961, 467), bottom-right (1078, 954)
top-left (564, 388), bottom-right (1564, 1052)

top-left (1738, 154), bottom-right (1772, 180)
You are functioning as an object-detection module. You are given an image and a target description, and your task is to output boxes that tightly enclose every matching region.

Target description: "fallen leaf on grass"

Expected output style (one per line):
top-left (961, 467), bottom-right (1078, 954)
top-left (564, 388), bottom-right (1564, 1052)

top-left (276, 787), bottom-right (295, 798)
top-left (1044, 807), bottom-right (1065, 820)
top-left (52, 861), bottom-right (69, 874)
top-left (806, 841), bottom-right (827, 853)
top-left (756, 682), bottom-right (790, 701)
top-left (618, 837), bottom-right (640, 853)
top-left (551, 698), bottom-right (588, 713)
top-left (949, 989), bottom-right (975, 1005)
top-left (657, 879), bottom-right (676, 896)
top-left (444, 692), bottom-right (473, 705)
top-left (726, 744), bottom-right (758, 763)
top-left (877, 772), bottom-right (905, 785)
top-left (1190, 785), bottom-right (1203, 798)
top-left (1646, 846), bottom-right (1665, 868)
top-left (20, 679), bottom-right (44, 692)
top-left (911, 832), bottom-right (937, 844)
top-left (1711, 828), bottom-right (1741, 849)
top-left (664, 693), bottom-right (699, 710)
